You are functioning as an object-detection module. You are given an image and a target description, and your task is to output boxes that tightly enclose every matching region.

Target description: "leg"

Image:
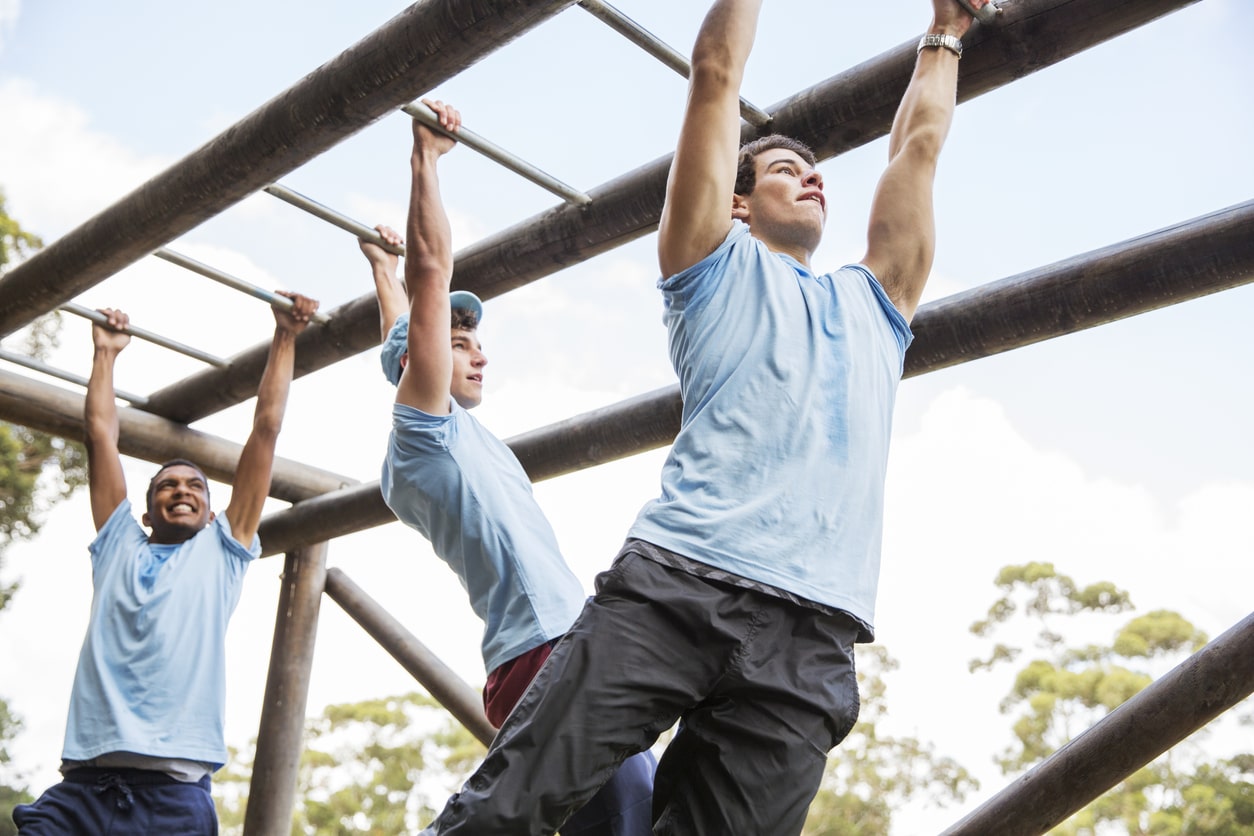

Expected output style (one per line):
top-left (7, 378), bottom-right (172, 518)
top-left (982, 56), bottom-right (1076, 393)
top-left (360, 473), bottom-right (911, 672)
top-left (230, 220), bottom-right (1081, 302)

top-left (652, 598), bottom-right (862, 836)
top-left (560, 749), bottom-right (657, 836)
top-left (423, 550), bottom-right (734, 835)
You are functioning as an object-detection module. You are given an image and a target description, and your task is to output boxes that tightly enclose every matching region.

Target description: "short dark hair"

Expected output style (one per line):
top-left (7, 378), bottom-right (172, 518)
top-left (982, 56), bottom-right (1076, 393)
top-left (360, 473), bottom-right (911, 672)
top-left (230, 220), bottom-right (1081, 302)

top-left (146, 459), bottom-right (209, 513)
top-left (734, 135), bottom-right (818, 197)
top-left (451, 308), bottom-right (479, 332)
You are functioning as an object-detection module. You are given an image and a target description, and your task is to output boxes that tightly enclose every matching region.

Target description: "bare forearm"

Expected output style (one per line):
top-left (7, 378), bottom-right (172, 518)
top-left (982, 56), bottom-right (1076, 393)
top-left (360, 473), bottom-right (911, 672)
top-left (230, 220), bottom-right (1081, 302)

top-left (691, 0), bottom-right (761, 75)
top-left (888, 45), bottom-right (959, 165)
top-left (85, 347), bottom-right (121, 445)
top-left (252, 329), bottom-right (297, 437)
top-left (373, 262), bottom-right (409, 338)
top-left (404, 150), bottom-right (453, 290)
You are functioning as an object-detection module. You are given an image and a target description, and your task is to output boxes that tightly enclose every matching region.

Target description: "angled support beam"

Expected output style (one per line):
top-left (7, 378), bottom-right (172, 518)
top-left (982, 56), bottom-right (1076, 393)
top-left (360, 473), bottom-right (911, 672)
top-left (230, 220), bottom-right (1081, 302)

top-left (939, 610), bottom-right (1254, 836)
top-left (0, 0), bottom-right (578, 338)
top-left (254, 200), bottom-right (1254, 556)
top-left (141, 0), bottom-right (1200, 424)
top-left (323, 568), bottom-right (497, 747)
top-left (0, 368), bottom-right (354, 504)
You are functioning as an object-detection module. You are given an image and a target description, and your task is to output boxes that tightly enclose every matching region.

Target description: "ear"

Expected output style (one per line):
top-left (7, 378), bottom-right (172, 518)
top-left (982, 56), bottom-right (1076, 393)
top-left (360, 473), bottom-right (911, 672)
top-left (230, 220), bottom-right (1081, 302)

top-left (731, 193), bottom-right (750, 222)
top-left (141, 511), bottom-right (151, 528)
top-left (208, 510), bottom-right (217, 524)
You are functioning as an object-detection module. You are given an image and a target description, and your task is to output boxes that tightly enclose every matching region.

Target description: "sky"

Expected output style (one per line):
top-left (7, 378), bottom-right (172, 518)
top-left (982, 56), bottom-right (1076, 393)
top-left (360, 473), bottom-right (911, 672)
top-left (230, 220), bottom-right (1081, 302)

top-left (1, 0), bottom-right (1252, 831)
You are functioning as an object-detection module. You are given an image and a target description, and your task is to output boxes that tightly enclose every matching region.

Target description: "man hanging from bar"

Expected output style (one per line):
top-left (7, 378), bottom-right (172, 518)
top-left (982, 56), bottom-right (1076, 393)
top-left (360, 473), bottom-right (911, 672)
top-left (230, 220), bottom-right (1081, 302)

top-left (14, 290), bottom-right (319, 835)
top-left (417, 0), bottom-right (986, 832)
top-left (360, 98), bottom-right (655, 835)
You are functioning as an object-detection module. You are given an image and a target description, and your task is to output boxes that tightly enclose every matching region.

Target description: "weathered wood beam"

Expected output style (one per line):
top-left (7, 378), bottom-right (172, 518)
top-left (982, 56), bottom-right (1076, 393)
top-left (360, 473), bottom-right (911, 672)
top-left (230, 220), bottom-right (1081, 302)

top-left (323, 567), bottom-right (497, 747)
top-left (245, 542), bottom-right (330, 836)
top-left (0, 0), bottom-right (578, 339)
top-left (0, 368), bottom-right (354, 503)
top-left (939, 610), bottom-right (1254, 836)
top-left (141, 0), bottom-right (1200, 424)
top-left (254, 200), bottom-right (1254, 555)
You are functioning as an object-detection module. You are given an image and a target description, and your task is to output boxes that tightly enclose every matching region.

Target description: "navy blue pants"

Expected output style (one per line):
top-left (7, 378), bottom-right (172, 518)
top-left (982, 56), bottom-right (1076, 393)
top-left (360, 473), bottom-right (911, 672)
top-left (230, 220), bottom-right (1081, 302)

top-left (423, 543), bottom-right (862, 835)
top-left (13, 768), bottom-right (216, 835)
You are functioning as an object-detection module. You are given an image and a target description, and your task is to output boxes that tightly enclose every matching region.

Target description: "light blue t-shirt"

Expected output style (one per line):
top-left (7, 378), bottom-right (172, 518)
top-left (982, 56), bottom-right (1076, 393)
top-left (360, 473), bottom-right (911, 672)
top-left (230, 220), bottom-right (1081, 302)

top-left (381, 402), bottom-right (586, 674)
top-left (63, 499), bottom-right (258, 767)
top-left (628, 221), bottom-right (913, 637)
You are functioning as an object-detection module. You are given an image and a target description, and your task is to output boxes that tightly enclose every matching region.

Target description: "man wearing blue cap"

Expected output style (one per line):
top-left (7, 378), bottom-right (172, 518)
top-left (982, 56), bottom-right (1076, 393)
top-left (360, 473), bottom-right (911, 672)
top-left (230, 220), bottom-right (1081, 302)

top-left (357, 99), bottom-right (654, 835)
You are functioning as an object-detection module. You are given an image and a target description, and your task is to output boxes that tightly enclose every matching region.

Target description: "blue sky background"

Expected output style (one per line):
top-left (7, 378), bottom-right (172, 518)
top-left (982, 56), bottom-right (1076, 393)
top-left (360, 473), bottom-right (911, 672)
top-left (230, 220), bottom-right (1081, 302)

top-left (1, 1), bottom-right (1251, 830)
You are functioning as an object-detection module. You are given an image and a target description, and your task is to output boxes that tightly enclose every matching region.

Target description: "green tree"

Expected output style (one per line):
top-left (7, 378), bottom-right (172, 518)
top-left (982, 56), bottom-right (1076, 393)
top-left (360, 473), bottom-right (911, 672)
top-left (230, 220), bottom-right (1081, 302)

top-left (971, 562), bottom-right (1254, 835)
top-left (214, 692), bottom-right (485, 835)
top-left (804, 645), bottom-right (977, 835)
top-left (0, 190), bottom-right (90, 835)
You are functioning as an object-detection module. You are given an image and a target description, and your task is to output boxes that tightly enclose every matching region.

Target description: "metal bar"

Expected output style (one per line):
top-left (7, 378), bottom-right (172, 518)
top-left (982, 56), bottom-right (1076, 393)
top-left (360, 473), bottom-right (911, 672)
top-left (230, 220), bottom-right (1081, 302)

top-left (401, 100), bottom-right (591, 205)
top-left (245, 542), bottom-right (330, 836)
top-left (262, 184), bottom-right (404, 255)
top-left (152, 249), bottom-right (332, 325)
top-left (60, 302), bottom-right (230, 368)
top-left (576, 0), bottom-right (771, 127)
top-left (144, 294), bottom-right (383, 423)
top-left (138, 0), bottom-right (1204, 424)
top-left (0, 347), bottom-right (149, 406)
top-left (939, 610), bottom-right (1254, 836)
top-left (0, 0), bottom-right (579, 338)
top-left (253, 200), bottom-right (1254, 556)
top-left (323, 567), bottom-right (497, 747)
top-left (0, 367), bottom-right (354, 505)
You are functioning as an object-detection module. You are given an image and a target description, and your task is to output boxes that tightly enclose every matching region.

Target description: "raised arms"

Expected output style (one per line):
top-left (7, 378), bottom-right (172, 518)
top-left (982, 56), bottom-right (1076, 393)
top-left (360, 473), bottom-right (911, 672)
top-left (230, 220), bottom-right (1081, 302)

top-left (360, 224), bottom-right (408, 341)
top-left (657, 0), bottom-right (763, 279)
top-left (862, 0), bottom-right (980, 322)
top-left (221, 292), bottom-right (319, 546)
top-left (84, 308), bottom-right (131, 531)
top-left (395, 99), bottom-right (462, 415)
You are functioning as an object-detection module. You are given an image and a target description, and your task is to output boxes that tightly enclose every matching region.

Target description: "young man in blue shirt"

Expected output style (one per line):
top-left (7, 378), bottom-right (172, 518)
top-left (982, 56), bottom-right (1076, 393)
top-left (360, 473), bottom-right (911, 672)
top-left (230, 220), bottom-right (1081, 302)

top-left (418, 0), bottom-right (986, 832)
top-left (361, 99), bottom-right (654, 836)
top-left (15, 292), bottom-right (319, 835)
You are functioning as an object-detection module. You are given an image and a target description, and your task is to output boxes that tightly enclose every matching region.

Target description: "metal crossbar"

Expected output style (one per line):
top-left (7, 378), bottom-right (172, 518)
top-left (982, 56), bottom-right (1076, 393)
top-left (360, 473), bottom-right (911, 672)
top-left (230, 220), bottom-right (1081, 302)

top-left (153, 249), bottom-right (332, 325)
top-left (577, 0), bottom-right (771, 127)
top-left (60, 302), bottom-right (230, 368)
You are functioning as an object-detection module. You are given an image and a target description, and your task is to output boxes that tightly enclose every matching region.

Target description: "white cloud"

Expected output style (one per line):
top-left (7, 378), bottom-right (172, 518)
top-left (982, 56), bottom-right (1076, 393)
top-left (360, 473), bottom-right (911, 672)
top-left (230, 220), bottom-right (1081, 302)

top-left (0, 78), bottom-right (168, 237)
top-left (0, 0), bottom-right (18, 54)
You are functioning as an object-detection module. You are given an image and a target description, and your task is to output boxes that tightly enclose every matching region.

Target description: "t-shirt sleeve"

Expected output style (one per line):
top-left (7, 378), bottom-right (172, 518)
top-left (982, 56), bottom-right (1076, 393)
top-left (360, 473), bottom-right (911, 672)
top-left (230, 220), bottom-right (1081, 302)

top-left (87, 499), bottom-right (147, 571)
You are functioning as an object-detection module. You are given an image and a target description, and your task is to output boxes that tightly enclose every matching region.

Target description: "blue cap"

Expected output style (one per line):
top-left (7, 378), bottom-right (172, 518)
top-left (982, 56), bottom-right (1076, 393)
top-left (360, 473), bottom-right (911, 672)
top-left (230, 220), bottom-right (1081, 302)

top-left (379, 291), bottom-right (484, 386)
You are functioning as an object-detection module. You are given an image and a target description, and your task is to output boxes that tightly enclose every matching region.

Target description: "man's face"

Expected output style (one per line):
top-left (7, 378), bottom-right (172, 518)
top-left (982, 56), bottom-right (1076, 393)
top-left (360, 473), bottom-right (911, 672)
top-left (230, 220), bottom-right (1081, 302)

top-left (143, 464), bottom-right (214, 544)
top-left (449, 328), bottom-right (487, 409)
top-left (734, 150), bottom-right (827, 256)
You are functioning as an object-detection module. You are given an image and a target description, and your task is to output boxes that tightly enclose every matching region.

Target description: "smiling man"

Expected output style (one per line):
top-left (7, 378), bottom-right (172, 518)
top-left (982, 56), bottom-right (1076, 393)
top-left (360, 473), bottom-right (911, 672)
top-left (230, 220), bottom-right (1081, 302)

top-left (14, 292), bottom-right (318, 835)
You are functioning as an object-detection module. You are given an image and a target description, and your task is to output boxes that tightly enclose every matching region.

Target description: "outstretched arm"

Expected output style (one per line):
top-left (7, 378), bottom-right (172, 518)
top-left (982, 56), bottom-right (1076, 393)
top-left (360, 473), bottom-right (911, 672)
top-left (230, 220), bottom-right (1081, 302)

top-left (862, 0), bottom-right (981, 322)
top-left (222, 292), bottom-right (319, 546)
top-left (359, 224), bottom-right (408, 341)
top-left (657, 0), bottom-right (762, 278)
top-left (85, 308), bottom-right (131, 531)
top-left (395, 99), bottom-right (461, 415)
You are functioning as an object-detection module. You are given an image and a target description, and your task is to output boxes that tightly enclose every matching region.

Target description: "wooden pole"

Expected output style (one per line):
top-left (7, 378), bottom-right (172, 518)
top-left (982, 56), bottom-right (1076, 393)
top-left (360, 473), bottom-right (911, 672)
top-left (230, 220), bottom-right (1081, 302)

top-left (938, 611), bottom-right (1254, 836)
top-left (0, 0), bottom-right (577, 339)
top-left (323, 568), bottom-right (497, 747)
top-left (132, 0), bottom-right (1200, 424)
top-left (0, 368), bottom-right (352, 503)
top-left (255, 200), bottom-right (1254, 556)
top-left (243, 542), bottom-right (330, 836)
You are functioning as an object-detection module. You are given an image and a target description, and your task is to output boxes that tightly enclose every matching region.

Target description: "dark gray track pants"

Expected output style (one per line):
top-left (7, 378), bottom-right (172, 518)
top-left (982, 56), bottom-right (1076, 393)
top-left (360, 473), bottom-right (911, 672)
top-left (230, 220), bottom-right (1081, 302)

top-left (424, 542), bottom-right (862, 835)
